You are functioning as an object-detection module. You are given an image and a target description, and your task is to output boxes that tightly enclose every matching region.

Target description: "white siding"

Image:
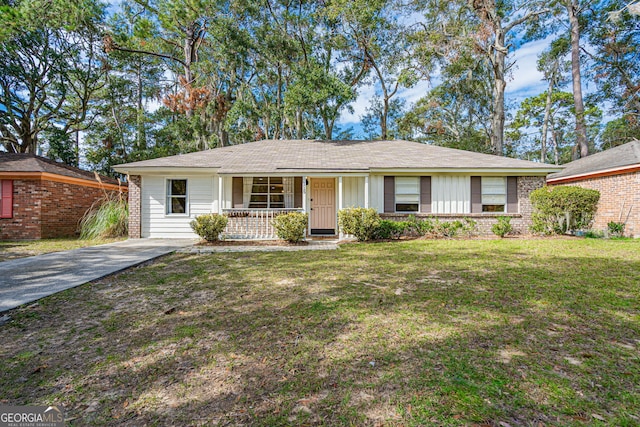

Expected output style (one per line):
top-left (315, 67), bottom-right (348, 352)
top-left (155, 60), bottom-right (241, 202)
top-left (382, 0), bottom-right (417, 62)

top-left (369, 175), bottom-right (384, 212)
top-left (432, 175), bottom-right (470, 214)
top-left (142, 175), bottom-right (216, 238)
top-left (343, 176), bottom-right (365, 208)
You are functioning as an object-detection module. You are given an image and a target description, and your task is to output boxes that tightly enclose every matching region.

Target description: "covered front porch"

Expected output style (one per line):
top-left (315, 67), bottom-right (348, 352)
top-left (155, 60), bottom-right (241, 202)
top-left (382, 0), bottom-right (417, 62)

top-left (218, 175), bottom-right (372, 239)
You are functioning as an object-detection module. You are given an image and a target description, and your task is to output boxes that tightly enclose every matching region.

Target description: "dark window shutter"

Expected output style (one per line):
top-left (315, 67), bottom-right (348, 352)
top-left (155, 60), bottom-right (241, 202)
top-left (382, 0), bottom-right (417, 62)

top-left (384, 176), bottom-right (395, 213)
top-left (420, 176), bottom-right (431, 213)
top-left (1, 180), bottom-right (13, 219)
top-left (471, 176), bottom-right (482, 213)
top-left (506, 177), bottom-right (518, 213)
top-left (294, 177), bottom-right (303, 208)
top-left (232, 177), bottom-right (243, 208)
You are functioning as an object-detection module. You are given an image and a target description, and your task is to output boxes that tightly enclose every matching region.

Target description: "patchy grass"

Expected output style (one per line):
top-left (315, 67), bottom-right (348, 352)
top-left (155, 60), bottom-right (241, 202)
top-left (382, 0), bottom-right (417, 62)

top-left (0, 239), bottom-right (639, 426)
top-left (0, 238), bottom-right (125, 262)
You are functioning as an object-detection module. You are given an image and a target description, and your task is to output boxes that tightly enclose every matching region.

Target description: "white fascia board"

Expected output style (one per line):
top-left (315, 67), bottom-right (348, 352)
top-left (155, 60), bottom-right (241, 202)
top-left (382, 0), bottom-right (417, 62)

top-left (217, 171), bottom-right (370, 177)
top-left (113, 167), bottom-right (220, 175)
top-left (369, 168), bottom-right (562, 175)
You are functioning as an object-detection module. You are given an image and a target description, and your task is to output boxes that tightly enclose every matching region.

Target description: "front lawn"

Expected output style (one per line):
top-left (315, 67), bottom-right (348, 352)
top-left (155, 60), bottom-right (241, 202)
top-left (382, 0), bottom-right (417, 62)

top-left (0, 239), bottom-right (638, 426)
top-left (0, 238), bottom-right (125, 262)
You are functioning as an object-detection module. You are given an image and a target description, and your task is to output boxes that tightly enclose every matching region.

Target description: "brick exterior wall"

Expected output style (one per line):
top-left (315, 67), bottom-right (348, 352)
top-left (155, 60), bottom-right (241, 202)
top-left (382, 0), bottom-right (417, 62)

top-left (380, 176), bottom-right (546, 236)
top-left (128, 175), bottom-right (142, 239)
top-left (0, 179), bottom-right (123, 240)
top-left (549, 171), bottom-right (640, 238)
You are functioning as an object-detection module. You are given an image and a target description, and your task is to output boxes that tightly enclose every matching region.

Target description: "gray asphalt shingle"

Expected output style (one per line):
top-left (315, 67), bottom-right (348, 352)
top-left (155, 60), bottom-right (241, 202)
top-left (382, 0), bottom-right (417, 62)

top-left (548, 140), bottom-right (640, 180)
top-left (114, 139), bottom-right (560, 174)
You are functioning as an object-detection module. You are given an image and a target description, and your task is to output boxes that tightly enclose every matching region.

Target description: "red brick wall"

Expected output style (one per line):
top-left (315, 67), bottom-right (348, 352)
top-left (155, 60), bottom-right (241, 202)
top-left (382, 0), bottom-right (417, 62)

top-left (0, 179), bottom-right (123, 240)
top-left (550, 171), bottom-right (640, 238)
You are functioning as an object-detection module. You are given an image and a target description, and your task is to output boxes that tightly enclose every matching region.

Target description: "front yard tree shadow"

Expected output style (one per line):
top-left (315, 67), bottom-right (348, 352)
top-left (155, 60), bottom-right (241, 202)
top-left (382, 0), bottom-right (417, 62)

top-left (0, 239), bottom-right (638, 426)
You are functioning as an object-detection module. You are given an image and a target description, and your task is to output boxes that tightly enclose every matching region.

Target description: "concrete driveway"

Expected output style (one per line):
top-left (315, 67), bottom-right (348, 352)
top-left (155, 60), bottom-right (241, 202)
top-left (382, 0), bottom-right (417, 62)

top-left (0, 239), bottom-right (195, 313)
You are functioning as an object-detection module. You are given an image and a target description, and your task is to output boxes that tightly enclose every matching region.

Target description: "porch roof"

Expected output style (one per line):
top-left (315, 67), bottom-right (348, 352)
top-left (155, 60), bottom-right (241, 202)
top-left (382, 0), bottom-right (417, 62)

top-left (114, 139), bottom-right (562, 175)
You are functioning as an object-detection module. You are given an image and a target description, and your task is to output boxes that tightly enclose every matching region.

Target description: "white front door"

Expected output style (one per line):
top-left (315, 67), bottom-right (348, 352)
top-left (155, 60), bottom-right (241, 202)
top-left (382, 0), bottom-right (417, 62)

top-left (310, 178), bottom-right (336, 233)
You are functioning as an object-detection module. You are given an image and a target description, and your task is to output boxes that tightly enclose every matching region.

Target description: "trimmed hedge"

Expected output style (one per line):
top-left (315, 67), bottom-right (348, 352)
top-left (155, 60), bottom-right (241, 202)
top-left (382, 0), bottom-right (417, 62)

top-left (530, 186), bottom-right (600, 234)
top-left (190, 213), bottom-right (228, 241)
top-left (273, 212), bottom-right (308, 242)
top-left (338, 207), bottom-right (381, 241)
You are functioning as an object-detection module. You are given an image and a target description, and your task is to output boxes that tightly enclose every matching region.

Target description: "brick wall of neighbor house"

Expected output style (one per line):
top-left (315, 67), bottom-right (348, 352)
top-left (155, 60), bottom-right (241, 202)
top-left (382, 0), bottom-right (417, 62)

top-left (128, 175), bottom-right (142, 239)
top-left (380, 176), bottom-right (546, 235)
top-left (0, 179), bottom-right (44, 240)
top-left (0, 179), bottom-right (122, 240)
top-left (550, 172), bottom-right (639, 237)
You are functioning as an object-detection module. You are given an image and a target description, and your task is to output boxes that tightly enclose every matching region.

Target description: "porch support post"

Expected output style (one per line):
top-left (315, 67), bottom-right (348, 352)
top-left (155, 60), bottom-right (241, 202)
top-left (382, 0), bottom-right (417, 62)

top-left (218, 176), bottom-right (223, 214)
top-left (302, 176), bottom-right (307, 212)
top-left (338, 176), bottom-right (343, 211)
top-left (364, 176), bottom-right (369, 208)
top-left (338, 176), bottom-right (343, 238)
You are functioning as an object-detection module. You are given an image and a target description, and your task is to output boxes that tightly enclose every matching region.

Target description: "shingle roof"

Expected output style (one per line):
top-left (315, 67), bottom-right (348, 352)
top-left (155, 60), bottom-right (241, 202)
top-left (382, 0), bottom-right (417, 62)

top-left (0, 152), bottom-right (123, 186)
top-left (547, 140), bottom-right (640, 180)
top-left (114, 139), bottom-right (560, 174)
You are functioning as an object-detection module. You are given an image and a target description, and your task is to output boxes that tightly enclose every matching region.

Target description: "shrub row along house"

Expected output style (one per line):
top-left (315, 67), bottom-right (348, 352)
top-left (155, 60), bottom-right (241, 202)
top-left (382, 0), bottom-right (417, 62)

top-left (113, 139), bottom-right (561, 239)
top-left (0, 153), bottom-right (126, 240)
top-left (547, 140), bottom-right (640, 238)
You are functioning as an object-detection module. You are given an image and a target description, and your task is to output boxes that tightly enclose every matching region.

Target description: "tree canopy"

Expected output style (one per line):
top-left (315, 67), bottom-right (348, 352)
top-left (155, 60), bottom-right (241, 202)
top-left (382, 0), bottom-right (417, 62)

top-left (1, 0), bottom-right (638, 174)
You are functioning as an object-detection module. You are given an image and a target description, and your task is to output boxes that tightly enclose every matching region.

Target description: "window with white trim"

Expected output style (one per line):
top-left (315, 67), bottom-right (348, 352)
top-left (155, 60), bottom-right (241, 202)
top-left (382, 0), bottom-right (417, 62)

top-left (248, 177), bottom-right (294, 208)
top-left (166, 179), bottom-right (188, 214)
top-left (395, 177), bottom-right (420, 212)
top-left (482, 177), bottom-right (506, 212)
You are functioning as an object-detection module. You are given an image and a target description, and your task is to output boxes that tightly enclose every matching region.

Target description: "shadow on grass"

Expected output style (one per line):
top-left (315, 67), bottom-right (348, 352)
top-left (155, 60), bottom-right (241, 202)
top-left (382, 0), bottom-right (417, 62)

top-left (0, 239), bottom-right (639, 426)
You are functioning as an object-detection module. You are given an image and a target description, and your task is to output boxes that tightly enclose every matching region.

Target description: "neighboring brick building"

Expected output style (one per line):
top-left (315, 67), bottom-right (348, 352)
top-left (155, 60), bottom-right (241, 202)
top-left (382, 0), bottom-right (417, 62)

top-left (0, 153), bottom-right (127, 240)
top-left (547, 140), bottom-right (640, 238)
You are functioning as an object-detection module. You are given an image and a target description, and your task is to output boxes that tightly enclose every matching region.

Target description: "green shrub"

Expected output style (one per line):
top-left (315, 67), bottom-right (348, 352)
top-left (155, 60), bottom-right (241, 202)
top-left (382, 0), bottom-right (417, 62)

top-left (273, 212), bottom-right (308, 242)
top-left (492, 216), bottom-right (513, 238)
top-left (530, 186), bottom-right (600, 234)
top-left (607, 221), bottom-right (625, 237)
top-left (79, 193), bottom-right (128, 239)
top-left (424, 217), bottom-right (477, 238)
top-left (373, 219), bottom-right (408, 240)
top-left (338, 207), bottom-right (380, 241)
top-left (585, 229), bottom-right (604, 239)
top-left (190, 213), bottom-right (228, 242)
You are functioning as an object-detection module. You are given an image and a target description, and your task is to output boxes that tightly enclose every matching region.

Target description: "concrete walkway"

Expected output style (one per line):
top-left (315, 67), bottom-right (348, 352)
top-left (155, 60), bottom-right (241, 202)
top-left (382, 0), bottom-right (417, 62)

top-left (179, 239), bottom-right (340, 254)
top-left (0, 239), bottom-right (195, 313)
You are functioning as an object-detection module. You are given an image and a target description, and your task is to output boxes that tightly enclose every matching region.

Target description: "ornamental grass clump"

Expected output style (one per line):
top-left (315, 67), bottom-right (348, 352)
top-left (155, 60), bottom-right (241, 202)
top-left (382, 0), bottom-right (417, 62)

top-left (273, 212), bottom-right (308, 243)
top-left (190, 213), bottom-right (228, 242)
top-left (79, 193), bottom-right (128, 239)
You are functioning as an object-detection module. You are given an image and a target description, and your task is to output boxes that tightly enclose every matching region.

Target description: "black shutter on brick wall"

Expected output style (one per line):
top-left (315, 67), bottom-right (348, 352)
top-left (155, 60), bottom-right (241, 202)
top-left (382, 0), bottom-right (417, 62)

top-left (506, 177), bottom-right (518, 213)
top-left (232, 177), bottom-right (243, 208)
top-left (384, 176), bottom-right (395, 213)
top-left (471, 176), bottom-right (482, 213)
top-left (420, 176), bottom-right (431, 213)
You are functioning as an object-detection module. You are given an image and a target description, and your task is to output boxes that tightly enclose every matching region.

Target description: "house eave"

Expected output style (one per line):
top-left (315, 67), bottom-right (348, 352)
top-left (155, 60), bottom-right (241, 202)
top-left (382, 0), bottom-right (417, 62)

top-left (369, 167), bottom-right (561, 175)
top-left (113, 166), bottom-right (221, 175)
top-left (547, 164), bottom-right (640, 184)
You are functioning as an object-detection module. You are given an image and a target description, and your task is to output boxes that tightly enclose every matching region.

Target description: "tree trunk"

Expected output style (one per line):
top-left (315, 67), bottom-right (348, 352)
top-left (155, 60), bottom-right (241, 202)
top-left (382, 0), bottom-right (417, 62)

top-left (541, 80), bottom-right (553, 163)
top-left (491, 28), bottom-right (507, 156)
top-left (136, 59), bottom-right (146, 151)
top-left (566, 0), bottom-right (589, 158)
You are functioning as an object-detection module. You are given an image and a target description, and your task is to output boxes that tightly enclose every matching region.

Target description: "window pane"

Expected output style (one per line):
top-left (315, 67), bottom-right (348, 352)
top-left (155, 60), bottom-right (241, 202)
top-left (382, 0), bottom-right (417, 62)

top-left (270, 177), bottom-right (283, 184)
top-left (250, 195), bottom-right (268, 203)
top-left (482, 194), bottom-right (506, 204)
top-left (396, 194), bottom-right (419, 203)
top-left (171, 180), bottom-right (187, 196)
top-left (252, 185), bottom-right (269, 193)
top-left (482, 204), bottom-right (505, 212)
top-left (171, 197), bottom-right (186, 214)
top-left (482, 177), bottom-right (505, 195)
top-left (395, 177), bottom-right (420, 194)
top-left (396, 203), bottom-right (419, 212)
top-left (254, 177), bottom-right (268, 184)
top-left (270, 194), bottom-right (284, 203)
top-left (270, 185), bottom-right (284, 194)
